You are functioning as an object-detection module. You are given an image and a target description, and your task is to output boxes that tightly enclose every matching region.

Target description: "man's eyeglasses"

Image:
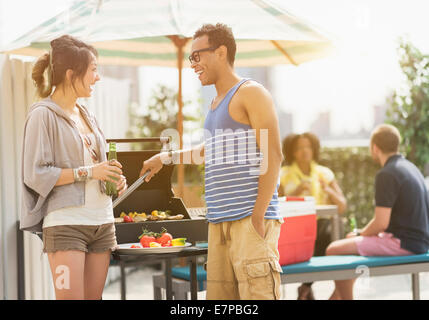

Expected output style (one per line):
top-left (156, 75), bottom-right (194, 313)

top-left (188, 46), bottom-right (218, 64)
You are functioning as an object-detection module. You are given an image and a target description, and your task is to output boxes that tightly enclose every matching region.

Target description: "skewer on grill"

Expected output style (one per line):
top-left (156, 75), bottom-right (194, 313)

top-left (112, 170), bottom-right (185, 223)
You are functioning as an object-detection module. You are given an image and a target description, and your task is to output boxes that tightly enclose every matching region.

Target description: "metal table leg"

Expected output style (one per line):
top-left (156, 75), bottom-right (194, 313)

top-left (120, 261), bottom-right (127, 300)
top-left (17, 221), bottom-right (25, 300)
top-left (412, 273), bottom-right (420, 300)
top-left (331, 214), bottom-right (340, 241)
top-left (189, 256), bottom-right (198, 300)
top-left (165, 259), bottom-right (173, 300)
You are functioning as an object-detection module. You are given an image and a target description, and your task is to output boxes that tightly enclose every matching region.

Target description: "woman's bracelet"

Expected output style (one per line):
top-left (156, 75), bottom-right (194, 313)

top-left (73, 166), bottom-right (93, 182)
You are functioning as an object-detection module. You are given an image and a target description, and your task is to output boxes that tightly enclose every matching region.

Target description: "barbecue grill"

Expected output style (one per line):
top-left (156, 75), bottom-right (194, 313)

top-left (107, 138), bottom-right (208, 245)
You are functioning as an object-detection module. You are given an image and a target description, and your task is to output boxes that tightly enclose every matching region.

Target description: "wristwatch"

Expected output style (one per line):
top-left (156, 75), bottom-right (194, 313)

top-left (168, 150), bottom-right (180, 164)
top-left (160, 150), bottom-right (179, 164)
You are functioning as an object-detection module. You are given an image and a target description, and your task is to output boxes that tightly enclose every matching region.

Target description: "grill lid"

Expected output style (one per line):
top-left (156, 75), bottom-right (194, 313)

top-left (106, 138), bottom-right (189, 219)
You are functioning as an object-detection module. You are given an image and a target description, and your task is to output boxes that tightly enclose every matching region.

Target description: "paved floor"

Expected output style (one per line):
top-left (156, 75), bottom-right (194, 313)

top-left (102, 265), bottom-right (429, 300)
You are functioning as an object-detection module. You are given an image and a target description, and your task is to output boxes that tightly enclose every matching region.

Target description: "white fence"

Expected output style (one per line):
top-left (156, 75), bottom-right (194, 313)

top-left (0, 55), bottom-right (131, 299)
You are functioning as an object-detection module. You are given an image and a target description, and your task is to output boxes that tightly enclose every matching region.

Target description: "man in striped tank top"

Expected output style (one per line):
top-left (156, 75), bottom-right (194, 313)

top-left (140, 23), bottom-right (284, 300)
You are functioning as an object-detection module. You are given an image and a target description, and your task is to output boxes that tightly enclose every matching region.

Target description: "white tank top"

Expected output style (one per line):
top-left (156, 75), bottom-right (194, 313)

top-left (42, 132), bottom-right (114, 228)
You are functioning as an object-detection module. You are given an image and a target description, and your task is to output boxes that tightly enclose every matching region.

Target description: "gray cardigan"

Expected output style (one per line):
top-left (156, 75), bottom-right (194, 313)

top-left (20, 97), bottom-right (108, 233)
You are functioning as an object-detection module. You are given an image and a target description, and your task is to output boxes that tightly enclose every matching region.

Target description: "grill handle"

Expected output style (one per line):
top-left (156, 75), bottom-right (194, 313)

top-left (106, 137), bottom-right (172, 152)
top-left (112, 170), bottom-right (151, 209)
top-left (106, 137), bottom-right (170, 144)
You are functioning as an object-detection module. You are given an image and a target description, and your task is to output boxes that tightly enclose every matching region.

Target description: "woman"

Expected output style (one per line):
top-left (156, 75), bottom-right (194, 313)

top-left (280, 132), bottom-right (347, 300)
top-left (20, 35), bottom-right (127, 300)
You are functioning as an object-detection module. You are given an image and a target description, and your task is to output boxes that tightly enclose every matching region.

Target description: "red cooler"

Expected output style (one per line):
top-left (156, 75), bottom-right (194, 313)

top-left (277, 196), bottom-right (317, 266)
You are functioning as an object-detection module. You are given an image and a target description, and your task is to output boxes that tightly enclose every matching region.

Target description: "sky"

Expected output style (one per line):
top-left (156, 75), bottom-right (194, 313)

top-left (0, 0), bottom-right (71, 46)
top-left (269, 0), bottom-right (429, 135)
top-left (1, 0), bottom-right (429, 137)
top-left (142, 0), bottom-right (429, 136)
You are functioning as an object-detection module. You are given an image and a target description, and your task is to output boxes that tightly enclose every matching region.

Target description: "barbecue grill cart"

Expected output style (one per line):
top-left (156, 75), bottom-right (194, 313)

top-left (108, 138), bottom-right (208, 245)
top-left (108, 138), bottom-right (208, 300)
top-left (107, 137), bottom-right (208, 244)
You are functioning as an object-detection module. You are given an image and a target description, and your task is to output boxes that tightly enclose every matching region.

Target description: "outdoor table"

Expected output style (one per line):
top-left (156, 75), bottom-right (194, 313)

top-left (315, 205), bottom-right (341, 241)
top-left (112, 246), bottom-right (208, 300)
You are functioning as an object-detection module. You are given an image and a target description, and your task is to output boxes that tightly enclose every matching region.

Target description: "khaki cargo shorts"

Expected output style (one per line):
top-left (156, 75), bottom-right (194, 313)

top-left (42, 223), bottom-right (118, 254)
top-left (206, 215), bottom-right (284, 300)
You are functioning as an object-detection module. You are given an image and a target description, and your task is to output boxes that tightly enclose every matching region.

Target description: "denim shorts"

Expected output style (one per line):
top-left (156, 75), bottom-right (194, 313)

top-left (42, 223), bottom-right (118, 254)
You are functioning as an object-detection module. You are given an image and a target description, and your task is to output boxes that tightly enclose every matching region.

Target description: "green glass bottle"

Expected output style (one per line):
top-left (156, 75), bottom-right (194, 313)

top-left (349, 215), bottom-right (357, 233)
top-left (106, 142), bottom-right (118, 196)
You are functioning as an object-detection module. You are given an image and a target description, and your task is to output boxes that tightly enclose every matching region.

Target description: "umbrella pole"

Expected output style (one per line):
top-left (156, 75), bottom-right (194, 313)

top-left (169, 36), bottom-right (189, 199)
top-left (177, 44), bottom-right (184, 199)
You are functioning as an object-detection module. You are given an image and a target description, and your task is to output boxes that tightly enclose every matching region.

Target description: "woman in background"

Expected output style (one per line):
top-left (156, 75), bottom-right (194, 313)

top-left (20, 35), bottom-right (127, 299)
top-left (280, 132), bottom-right (347, 300)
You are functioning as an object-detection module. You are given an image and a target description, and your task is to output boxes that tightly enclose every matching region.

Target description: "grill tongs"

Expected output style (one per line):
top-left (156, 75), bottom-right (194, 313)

top-left (106, 137), bottom-right (171, 209)
top-left (112, 170), bottom-right (150, 209)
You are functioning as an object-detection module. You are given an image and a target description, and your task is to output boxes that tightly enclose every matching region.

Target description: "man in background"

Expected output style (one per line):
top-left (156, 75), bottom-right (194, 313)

top-left (326, 124), bottom-right (429, 300)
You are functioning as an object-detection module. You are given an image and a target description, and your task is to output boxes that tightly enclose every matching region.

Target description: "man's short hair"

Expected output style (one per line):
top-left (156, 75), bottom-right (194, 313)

top-left (193, 23), bottom-right (236, 66)
top-left (370, 124), bottom-right (401, 153)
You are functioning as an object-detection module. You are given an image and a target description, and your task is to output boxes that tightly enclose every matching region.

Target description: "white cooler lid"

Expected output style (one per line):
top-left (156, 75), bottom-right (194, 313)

top-left (278, 196), bottom-right (316, 217)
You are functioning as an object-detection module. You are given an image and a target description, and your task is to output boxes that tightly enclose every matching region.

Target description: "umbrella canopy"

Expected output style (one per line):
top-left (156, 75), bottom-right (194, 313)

top-left (2, 0), bottom-right (334, 67)
top-left (1, 0), bottom-right (335, 197)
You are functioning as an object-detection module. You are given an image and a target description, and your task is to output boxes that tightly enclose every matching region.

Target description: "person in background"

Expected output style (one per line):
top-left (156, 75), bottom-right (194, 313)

top-left (325, 124), bottom-right (429, 300)
top-left (20, 35), bottom-right (127, 300)
top-left (280, 132), bottom-right (347, 299)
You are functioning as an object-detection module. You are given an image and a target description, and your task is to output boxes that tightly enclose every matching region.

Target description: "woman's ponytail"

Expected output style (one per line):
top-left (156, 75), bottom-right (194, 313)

top-left (31, 52), bottom-right (53, 98)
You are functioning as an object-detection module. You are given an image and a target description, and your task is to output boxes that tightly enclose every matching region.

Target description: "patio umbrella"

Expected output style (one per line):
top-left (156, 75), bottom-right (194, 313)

top-left (1, 0), bottom-right (335, 197)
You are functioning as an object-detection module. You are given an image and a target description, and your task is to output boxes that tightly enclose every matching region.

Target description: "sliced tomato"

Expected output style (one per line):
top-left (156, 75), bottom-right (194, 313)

top-left (140, 235), bottom-right (156, 248)
top-left (162, 240), bottom-right (172, 247)
top-left (157, 232), bottom-right (173, 246)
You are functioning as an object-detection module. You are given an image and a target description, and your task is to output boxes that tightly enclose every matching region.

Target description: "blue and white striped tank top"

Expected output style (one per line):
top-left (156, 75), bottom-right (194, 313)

top-left (203, 78), bottom-right (280, 223)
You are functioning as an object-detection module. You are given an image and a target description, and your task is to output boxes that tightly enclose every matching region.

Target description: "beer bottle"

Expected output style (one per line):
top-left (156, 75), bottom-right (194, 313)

top-left (349, 215), bottom-right (357, 233)
top-left (106, 142), bottom-right (118, 196)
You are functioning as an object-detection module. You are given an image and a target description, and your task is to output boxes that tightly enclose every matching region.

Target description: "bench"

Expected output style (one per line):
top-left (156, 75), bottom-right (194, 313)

top-left (152, 253), bottom-right (429, 299)
top-left (281, 253), bottom-right (429, 299)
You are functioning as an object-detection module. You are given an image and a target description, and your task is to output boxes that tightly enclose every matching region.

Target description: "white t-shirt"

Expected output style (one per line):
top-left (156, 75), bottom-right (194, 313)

top-left (42, 133), bottom-right (114, 228)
